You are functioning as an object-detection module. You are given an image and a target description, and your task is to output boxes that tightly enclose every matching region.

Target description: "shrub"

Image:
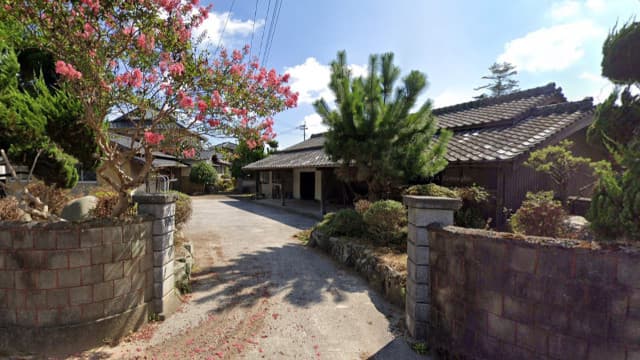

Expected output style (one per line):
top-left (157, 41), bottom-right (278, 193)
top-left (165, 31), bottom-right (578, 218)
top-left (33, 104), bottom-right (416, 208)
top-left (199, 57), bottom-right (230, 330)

top-left (26, 181), bottom-right (70, 215)
top-left (404, 183), bottom-right (457, 198)
top-left (90, 191), bottom-right (137, 219)
top-left (189, 162), bottom-right (218, 187)
top-left (363, 200), bottom-right (407, 245)
top-left (170, 191), bottom-right (192, 229)
top-left (316, 209), bottom-right (366, 237)
top-left (0, 196), bottom-right (23, 221)
top-left (509, 191), bottom-right (567, 237)
top-left (454, 185), bottom-right (490, 229)
top-left (354, 199), bottom-right (372, 214)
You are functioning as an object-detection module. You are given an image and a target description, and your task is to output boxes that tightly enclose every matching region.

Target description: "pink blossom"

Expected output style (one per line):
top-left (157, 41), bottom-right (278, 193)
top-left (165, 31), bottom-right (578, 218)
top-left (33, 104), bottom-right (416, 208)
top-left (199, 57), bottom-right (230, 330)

top-left (168, 62), bottom-right (185, 77)
top-left (232, 49), bottom-right (242, 61)
top-left (246, 139), bottom-right (257, 149)
top-left (182, 148), bottom-right (196, 158)
top-left (207, 119), bottom-right (221, 127)
top-left (178, 91), bottom-right (194, 108)
top-left (144, 131), bottom-right (164, 145)
top-left (55, 61), bottom-right (82, 80)
top-left (197, 100), bottom-right (208, 113)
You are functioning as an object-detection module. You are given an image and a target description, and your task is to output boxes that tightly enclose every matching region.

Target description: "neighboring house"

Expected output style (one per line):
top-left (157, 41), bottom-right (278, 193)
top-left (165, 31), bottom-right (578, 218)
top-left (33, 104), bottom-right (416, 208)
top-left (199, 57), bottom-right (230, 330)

top-left (244, 83), bottom-right (606, 226)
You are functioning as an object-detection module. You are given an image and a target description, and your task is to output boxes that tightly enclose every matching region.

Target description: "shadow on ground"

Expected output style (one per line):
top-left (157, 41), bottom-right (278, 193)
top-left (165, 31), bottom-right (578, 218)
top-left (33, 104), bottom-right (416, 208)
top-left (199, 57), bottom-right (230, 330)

top-left (219, 199), bottom-right (319, 230)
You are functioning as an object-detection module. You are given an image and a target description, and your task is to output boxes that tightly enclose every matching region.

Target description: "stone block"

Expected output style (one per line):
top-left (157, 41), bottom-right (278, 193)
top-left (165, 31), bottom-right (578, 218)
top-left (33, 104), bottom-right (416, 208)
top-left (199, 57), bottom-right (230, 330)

top-left (405, 313), bottom-right (429, 340)
top-left (132, 239), bottom-right (146, 258)
top-left (569, 311), bottom-right (608, 338)
top-left (123, 259), bottom-right (138, 277)
top-left (0, 270), bottom-right (13, 289)
top-left (34, 231), bottom-right (56, 250)
top-left (618, 255), bottom-right (640, 289)
top-left (507, 272), bottom-right (546, 303)
top-left (46, 288), bottom-right (69, 308)
top-left (406, 277), bottom-right (429, 303)
top-left (80, 228), bottom-right (102, 248)
top-left (56, 230), bottom-right (79, 249)
top-left (37, 270), bottom-right (57, 290)
top-left (406, 296), bottom-right (430, 323)
top-left (507, 245), bottom-right (537, 274)
top-left (536, 247), bottom-right (573, 279)
top-left (474, 240), bottom-right (506, 266)
top-left (407, 224), bottom-right (430, 247)
top-left (123, 289), bottom-right (144, 310)
top-left (534, 303), bottom-right (568, 331)
top-left (104, 262), bottom-right (124, 281)
top-left (81, 302), bottom-right (103, 321)
top-left (487, 313), bottom-right (515, 343)
top-left (152, 233), bottom-right (174, 251)
top-left (58, 268), bottom-right (82, 288)
top-left (154, 259), bottom-right (174, 281)
top-left (93, 281), bottom-right (113, 302)
top-left (138, 203), bottom-right (175, 218)
top-left (516, 322), bottom-right (548, 355)
top-left (545, 280), bottom-right (585, 307)
top-left (15, 250), bottom-right (46, 269)
top-left (407, 239), bottom-right (429, 266)
top-left (503, 295), bottom-right (533, 323)
top-left (144, 271), bottom-right (153, 301)
top-left (112, 242), bottom-right (132, 262)
top-left (407, 258), bottom-right (429, 284)
top-left (103, 226), bottom-right (123, 244)
top-left (0, 231), bottom-right (11, 248)
top-left (6, 290), bottom-right (24, 309)
top-left (13, 230), bottom-right (33, 249)
top-left (47, 251), bottom-right (68, 269)
top-left (408, 208), bottom-right (454, 227)
top-left (81, 265), bottom-right (104, 285)
top-left (575, 250), bottom-right (616, 283)
top-left (153, 272), bottom-right (175, 298)
top-left (475, 333), bottom-right (502, 359)
top-left (140, 253), bottom-right (153, 271)
top-left (103, 296), bottom-right (125, 316)
top-left (548, 333), bottom-right (587, 359)
top-left (91, 245), bottom-right (112, 265)
top-left (114, 277), bottom-right (132, 297)
top-left (68, 248), bottom-right (91, 268)
top-left (16, 309), bottom-right (37, 326)
top-left (70, 285), bottom-right (92, 305)
top-left (153, 216), bottom-right (175, 235)
top-left (0, 309), bottom-right (16, 324)
top-left (24, 289), bottom-right (47, 309)
top-left (153, 246), bottom-right (174, 267)
top-left (12, 271), bottom-right (34, 290)
top-left (475, 289), bottom-right (503, 315)
top-left (587, 343), bottom-right (626, 360)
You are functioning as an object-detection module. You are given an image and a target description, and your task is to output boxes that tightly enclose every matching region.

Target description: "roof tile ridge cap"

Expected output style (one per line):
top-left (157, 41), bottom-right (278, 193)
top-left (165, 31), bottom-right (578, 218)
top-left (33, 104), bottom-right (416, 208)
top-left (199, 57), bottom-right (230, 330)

top-left (529, 97), bottom-right (595, 117)
top-left (433, 82), bottom-right (557, 115)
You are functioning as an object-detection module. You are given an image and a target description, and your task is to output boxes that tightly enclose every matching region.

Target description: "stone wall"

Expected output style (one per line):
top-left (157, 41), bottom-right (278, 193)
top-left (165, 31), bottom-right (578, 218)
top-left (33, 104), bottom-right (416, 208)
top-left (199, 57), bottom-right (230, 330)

top-left (428, 225), bottom-right (640, 359)
top-left (0, 219), bottom-right (153, 354)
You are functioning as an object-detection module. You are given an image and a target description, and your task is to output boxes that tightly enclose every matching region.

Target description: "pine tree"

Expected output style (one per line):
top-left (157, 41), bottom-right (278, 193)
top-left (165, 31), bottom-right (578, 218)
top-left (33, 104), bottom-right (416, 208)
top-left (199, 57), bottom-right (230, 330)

top-left (314, 51), bottom-right (451, 200)
top-left (474, 62), bottom-right (519, 99)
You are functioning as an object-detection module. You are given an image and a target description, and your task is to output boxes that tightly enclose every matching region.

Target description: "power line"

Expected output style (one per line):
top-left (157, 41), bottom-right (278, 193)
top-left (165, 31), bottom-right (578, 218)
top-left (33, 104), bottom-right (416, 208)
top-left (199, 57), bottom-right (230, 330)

top-left (214, 0), bottom-right (237, 55)
top-left (263, 0), bottom-right (283, 67)
top-left (249, 0), bottom-right (259, 57)
top-left (261, 0), bottom-right (279, 66)
top-left (257, 0), bottom-right (272, 62)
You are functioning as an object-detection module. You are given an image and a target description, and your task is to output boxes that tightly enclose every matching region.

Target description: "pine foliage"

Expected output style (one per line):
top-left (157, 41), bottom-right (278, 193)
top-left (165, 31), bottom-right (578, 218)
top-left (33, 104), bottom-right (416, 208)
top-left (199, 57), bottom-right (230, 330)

top-left (474, 62), bottom-right (519, 99)
top-left (314, 51), bottom-right (451, 199)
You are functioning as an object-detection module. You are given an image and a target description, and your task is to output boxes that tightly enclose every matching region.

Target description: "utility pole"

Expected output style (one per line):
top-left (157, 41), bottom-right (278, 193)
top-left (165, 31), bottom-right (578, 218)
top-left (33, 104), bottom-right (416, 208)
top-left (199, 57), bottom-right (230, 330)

top-left (297, 121), bottom-right (308, 141)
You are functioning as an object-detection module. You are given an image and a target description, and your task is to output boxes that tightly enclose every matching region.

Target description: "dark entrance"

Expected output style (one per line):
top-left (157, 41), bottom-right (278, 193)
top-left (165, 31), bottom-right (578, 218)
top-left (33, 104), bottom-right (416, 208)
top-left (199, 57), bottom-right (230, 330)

top-left (300, 172), bottom-right (315, 200)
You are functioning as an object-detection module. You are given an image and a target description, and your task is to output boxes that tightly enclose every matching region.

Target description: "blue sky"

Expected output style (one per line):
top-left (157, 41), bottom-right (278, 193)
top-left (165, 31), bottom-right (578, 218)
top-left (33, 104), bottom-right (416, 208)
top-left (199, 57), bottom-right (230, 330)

top-left (199, 0), bottom-right (638, 148)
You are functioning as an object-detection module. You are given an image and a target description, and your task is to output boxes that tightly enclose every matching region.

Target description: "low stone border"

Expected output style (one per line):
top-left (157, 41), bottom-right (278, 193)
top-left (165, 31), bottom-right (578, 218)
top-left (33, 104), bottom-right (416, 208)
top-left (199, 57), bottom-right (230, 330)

top-left (309, 230), bottom-right (406, 308)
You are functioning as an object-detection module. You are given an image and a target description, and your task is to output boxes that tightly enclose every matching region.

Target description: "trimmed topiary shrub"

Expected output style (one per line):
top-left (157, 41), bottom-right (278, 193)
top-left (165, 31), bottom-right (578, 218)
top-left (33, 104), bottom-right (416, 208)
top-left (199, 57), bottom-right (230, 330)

top-left (169, 191), bottom-right (192, 229)
top-left (404, 183), bottom-right (457, 198)
top-left (509, 191), bottom-right (567, 238)
top-left (363, 200), bottom-right (407, 245)
top-left (189, 161), bottom-right (218, 193)
top-left (329, 209), bottom-right (366, 237)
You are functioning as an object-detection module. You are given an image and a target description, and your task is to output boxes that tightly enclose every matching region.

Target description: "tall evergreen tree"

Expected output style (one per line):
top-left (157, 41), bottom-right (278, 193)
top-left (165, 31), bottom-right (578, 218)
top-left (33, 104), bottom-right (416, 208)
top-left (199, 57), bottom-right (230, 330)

top-left (473, 62), bottom-right (519, 99)
top-left (314, 51), bottom-right (451, 200)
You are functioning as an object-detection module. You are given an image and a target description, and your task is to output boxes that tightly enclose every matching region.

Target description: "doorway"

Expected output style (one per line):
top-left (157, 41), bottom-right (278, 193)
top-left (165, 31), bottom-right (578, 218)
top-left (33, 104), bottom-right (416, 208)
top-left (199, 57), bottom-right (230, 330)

top-left (299, 172), bottom-right (315, 200)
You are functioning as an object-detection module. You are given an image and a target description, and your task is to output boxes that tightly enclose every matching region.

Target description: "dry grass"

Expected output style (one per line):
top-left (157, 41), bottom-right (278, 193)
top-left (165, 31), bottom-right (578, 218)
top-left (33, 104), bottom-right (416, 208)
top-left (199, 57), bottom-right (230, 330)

top-left (0, 196), bottom-right (23, 221)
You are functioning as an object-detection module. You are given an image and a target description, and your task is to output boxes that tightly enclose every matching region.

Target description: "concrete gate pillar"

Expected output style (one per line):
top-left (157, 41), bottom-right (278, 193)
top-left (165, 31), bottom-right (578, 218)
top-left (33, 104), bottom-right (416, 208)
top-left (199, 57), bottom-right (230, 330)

top-left (402, 195), bottom-right (461, 340)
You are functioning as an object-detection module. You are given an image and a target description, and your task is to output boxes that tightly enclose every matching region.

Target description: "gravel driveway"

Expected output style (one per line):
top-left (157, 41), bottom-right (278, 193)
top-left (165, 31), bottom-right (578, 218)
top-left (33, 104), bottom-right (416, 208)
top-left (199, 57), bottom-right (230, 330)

top-left (79, 195), bottom-right (421, 359)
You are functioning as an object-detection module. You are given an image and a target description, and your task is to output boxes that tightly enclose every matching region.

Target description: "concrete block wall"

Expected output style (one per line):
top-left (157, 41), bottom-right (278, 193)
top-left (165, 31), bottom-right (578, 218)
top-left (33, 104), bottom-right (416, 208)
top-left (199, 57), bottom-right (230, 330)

top-left (427, 225), bottom-right (640, 359)
top-left (0, 221), bottom-right (152, 328)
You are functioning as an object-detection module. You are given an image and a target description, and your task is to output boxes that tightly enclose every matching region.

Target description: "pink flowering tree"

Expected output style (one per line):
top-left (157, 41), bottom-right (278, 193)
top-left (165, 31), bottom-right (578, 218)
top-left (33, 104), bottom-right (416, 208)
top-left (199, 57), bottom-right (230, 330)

top-left (2, 0), bottom-right (297, 216)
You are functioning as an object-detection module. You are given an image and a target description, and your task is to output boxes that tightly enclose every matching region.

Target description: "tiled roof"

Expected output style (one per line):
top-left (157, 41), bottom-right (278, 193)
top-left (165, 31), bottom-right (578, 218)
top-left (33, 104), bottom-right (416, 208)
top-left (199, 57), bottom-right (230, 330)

top-left (243, 84), bottom-right (595, 170)
top-left (445, 99), bottom-right (593, 163)
top-left (434, 83), bottom-right (565, 130)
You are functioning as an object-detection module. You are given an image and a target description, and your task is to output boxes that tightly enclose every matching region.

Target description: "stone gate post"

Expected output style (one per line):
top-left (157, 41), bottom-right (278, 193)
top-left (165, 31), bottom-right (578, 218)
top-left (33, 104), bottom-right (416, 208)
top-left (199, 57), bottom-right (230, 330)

top-left (133, 193), bottom-right (178, 319)
top-left (402, 195), bottom-right (461, 340)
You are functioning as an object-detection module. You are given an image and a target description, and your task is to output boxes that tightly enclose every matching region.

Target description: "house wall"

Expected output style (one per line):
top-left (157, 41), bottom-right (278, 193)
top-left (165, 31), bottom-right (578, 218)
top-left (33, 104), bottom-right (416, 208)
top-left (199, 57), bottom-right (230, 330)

top-left (259, 171), bottom-right (272, 198)
top-left (292, 168), bottom-right (322, 201)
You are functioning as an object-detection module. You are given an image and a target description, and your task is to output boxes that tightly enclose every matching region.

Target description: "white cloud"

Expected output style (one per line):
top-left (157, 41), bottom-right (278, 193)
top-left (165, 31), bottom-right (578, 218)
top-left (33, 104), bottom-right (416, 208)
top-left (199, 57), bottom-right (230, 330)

top-left (579, 72), bottom-right (615, 103)
top-left (431, 89), bottom-right (476, 108)
top-left (585, 0), bottom-right (606, 11)
top-left (285, 57), bottom-right (368, 105)
top-left (498, 21), bottom-right (605, 72)
top-left (302, 113), bottom-right (328, 136)
top-left (550, 1), bottom-right (582, 20)
top-left (194, 11), bottom-right (264, 47)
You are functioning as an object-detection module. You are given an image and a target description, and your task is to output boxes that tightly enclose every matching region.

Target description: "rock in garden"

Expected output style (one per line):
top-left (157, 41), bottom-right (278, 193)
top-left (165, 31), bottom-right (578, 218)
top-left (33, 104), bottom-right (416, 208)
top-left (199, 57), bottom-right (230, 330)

top-left (61, 195), bottom-right (98, 221)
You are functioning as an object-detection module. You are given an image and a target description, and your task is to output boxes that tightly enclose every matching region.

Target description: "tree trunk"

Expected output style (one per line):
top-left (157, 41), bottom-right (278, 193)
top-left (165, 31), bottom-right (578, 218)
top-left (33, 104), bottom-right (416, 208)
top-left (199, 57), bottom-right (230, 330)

top-left (111, 191), bottom-right (130, 217)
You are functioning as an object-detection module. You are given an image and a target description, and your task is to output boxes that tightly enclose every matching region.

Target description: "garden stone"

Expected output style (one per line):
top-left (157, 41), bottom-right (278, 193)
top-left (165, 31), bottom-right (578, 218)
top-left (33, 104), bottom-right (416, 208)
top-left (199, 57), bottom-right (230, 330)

top-left (61, 196), bottom-right (98, 221)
